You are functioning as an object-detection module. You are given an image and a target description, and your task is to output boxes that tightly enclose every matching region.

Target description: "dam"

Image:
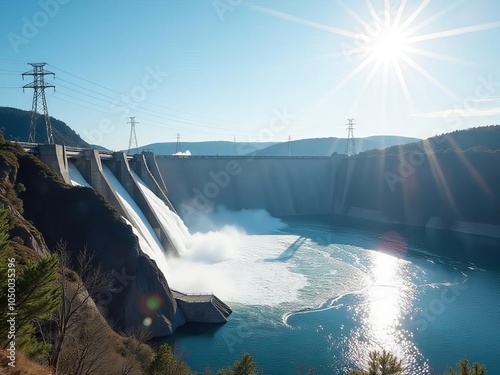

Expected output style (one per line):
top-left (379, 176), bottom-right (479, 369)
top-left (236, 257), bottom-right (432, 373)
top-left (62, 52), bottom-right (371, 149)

top-left (27, 142), bottom-right (500, 242)
top-left (25, 143), bottom-right (233, 327)
top-left (31, 143), bottom-right (352, 219)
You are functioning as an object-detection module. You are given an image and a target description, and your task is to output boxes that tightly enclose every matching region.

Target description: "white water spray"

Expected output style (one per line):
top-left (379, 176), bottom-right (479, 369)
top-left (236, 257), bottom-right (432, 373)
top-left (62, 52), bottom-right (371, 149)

top-left (125, 176), bottom-right (310, 306)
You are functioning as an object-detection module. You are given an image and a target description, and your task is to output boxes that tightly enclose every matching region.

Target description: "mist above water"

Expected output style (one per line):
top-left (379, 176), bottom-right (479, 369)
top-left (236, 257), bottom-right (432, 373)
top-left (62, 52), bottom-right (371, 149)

top-left (185, 205), bottom-right (287, 234)
top-left (166, 206), bottom-right (309, 306)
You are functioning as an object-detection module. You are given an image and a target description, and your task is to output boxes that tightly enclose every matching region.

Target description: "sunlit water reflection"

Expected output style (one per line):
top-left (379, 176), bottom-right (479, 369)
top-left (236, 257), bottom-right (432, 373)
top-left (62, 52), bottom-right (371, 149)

top-left (169, 216), bottom-right (500, 375)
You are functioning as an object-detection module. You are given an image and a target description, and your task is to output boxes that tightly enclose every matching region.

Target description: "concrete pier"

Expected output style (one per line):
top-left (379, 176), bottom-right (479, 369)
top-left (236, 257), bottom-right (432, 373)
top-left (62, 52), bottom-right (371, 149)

top-left (72, 149), bottom-right (130, 219)
top-left (172, 290), bottom-right (232, 324)
top-left (37, 144), bottom-right (71, 184)
top-left (143, 151), bottom-right (170, 197)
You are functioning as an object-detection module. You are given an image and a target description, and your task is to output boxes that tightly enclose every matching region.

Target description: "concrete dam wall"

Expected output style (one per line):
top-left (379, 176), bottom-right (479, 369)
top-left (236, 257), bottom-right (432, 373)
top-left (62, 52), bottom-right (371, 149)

top-left (154, 155), bottom-right (346, 217)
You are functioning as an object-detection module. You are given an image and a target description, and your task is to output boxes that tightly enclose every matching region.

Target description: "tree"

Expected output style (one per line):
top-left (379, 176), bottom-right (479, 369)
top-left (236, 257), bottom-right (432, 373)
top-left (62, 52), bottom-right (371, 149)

top-left (117, 328), bottom-right (154, 375)
top-left (444, 358), bottom-right (486, 375)
top-left (9, 254), bottom-right (61, 357)
top-left (347, 350), bottom-right (405, 375)
top-left (0, 205), bottom-right (60, 359)
top-left (57, 316), bottom-right (113, 375)
top-left (217, 353), bottom-right (263, 375)
top-left (47, 244), bottom-right (111, 374)
top-left (146, 343), bottom-right (192, 375)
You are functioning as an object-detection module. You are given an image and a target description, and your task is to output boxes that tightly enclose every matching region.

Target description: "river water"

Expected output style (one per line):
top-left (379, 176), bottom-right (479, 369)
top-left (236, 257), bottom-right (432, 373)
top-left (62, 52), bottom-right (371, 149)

top-left (167, 215), bottom-right (500, 374)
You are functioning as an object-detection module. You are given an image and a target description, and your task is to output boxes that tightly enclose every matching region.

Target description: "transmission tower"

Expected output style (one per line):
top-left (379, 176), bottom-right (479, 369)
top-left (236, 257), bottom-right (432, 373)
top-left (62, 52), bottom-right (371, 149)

top-left (344, 118), bottom-right (357, 156)
top-left (175, 133), bottom-right (183, 153)
top-left (127, 116), bottom-right (139, 153)
top-left (22, 63), bottom-right (55, 144)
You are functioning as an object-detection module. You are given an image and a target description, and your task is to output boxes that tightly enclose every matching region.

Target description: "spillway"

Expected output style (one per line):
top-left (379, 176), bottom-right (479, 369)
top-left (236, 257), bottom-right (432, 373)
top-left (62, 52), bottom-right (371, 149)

top-left (68, 161), bottom-right (92, 188)
top-left (132, 171), bottom-right (190, 254)
top-left (102, 164), bottom-right (170, 274)
top-left (69, 161), bottom-right (170, 274)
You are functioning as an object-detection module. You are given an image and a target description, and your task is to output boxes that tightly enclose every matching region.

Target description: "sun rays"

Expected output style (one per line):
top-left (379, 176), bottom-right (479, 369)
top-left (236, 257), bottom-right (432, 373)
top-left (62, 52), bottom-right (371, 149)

top-left (248, 0), bottom-right (500, 115)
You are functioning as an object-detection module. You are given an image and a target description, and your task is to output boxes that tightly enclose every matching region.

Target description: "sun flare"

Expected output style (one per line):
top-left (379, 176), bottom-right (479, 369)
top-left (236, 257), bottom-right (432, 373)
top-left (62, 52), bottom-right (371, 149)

top-left (249, 0), bottom-right (500, 115)
top-left (370, 26), bottom-right (409, 64)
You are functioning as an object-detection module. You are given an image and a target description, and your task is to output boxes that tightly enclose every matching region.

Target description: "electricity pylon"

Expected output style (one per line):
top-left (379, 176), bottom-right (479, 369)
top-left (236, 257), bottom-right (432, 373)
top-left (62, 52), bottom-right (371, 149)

top-left (22, 63), bottom-right (55, 144)
top-left (344, 118), bottom-right (357, 156)
top-left (127, 117), bottom-right (139, 153)
top-left (175, 133), bottom-right (183, 153)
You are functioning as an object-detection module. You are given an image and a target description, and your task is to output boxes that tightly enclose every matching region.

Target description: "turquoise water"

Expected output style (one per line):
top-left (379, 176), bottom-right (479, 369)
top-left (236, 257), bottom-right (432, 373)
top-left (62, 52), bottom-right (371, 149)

top-left (168, 217), bottom-right (500, 374)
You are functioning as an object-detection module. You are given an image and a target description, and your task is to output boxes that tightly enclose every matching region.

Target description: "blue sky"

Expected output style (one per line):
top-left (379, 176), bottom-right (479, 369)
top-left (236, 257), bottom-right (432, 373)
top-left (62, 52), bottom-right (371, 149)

top-left (1, 0), bottom-right (500, 150)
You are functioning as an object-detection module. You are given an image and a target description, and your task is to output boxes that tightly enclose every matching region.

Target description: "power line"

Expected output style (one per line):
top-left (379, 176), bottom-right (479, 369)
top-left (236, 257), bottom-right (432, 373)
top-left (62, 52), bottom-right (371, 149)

top-left (50, 93), bottom-right (252, 138)
top-left (38, 65), bottom-right (348, 135)
top-left (46, 64), bottom-right (263, 127)
top-left (13, 64), bottom-right (352, 141)
top-left (52, 79), bottom-right (260, 133)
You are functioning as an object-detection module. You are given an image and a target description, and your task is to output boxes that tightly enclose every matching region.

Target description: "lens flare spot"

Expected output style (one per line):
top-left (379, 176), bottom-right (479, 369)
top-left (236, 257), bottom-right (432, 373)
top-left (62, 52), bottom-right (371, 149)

top-left (143, 317), bottom-right (152, 327)
top-left (146, 295), bottom-right (162, 311)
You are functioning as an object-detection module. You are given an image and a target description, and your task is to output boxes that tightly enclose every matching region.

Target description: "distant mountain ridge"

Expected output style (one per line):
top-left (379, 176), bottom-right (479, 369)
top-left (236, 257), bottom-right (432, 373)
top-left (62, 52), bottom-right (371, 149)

top-left (250, 136), bottom-right (421, 156)
top-left (0, 106), bottom-right (89, 147)
top-left (130, 136), bottom-right (420, 156)
top-left (126, 141), bottom-right (277, 156)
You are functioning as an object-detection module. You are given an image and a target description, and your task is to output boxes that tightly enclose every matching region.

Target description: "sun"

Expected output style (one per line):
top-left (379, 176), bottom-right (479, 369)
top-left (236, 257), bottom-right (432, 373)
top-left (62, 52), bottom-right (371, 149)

top-left (369, 25), bottom-right (409, 64)
top-left (248, 0), bottom-right (500, 114)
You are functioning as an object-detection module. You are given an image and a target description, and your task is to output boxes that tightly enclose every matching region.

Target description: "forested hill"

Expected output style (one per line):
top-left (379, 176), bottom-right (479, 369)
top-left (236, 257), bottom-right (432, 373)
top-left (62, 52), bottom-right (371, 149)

top-left (359, 125), bottom-right (500, 156)
top-left (342, 125), bottom-right (500, 226)
top-left (0, 106), bottom-right (89, 147)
